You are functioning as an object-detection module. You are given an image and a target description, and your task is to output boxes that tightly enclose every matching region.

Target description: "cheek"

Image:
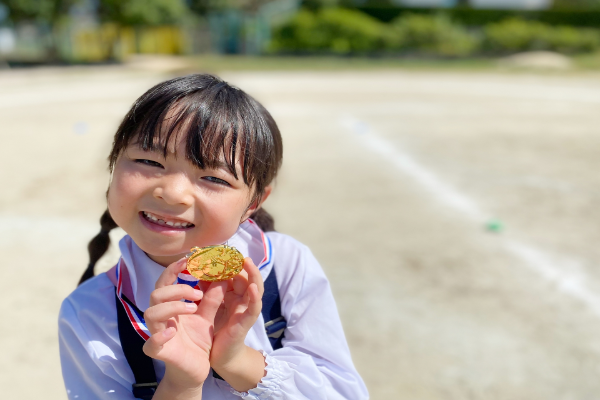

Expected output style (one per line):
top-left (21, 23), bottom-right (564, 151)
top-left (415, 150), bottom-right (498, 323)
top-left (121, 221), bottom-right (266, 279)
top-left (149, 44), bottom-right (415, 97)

top-left (107, 173), bottom-right (144, 217)
top-left (200, 193), bottom-right (250, 225)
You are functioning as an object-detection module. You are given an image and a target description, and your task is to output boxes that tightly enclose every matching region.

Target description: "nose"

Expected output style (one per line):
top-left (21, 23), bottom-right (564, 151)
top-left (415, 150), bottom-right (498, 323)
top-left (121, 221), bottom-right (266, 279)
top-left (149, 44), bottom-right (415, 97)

top-left (153, 173), bottom-right (194, 206)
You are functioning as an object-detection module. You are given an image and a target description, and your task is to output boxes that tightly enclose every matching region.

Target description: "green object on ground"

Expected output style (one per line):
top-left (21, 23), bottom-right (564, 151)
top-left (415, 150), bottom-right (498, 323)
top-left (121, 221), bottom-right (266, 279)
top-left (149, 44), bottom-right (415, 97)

top-left (486, 219), bottom-right (504, 233)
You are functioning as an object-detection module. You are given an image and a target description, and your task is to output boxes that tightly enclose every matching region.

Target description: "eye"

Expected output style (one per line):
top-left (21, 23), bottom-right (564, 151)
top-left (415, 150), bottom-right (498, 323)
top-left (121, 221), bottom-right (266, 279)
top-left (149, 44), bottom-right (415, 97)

top-left (135, 159), bottom-right (164, 168)
top-left (202, 176), bottom-right (230, 186)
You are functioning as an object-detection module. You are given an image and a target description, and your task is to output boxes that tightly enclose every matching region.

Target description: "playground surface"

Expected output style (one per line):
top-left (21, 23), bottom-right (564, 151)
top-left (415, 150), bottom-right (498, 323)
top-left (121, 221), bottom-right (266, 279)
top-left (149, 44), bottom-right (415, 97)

top-left (1, 63), bottom-right (600, 399)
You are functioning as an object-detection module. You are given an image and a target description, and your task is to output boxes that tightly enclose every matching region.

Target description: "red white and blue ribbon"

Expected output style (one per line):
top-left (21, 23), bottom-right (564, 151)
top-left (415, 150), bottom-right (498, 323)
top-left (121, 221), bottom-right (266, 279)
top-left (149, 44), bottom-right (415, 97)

top-left (118, 219), bottom-right (273, 341)
top-left (176, 270), bottom-right (201, 303)
top-left (116, 258), bottom-right (151, 341)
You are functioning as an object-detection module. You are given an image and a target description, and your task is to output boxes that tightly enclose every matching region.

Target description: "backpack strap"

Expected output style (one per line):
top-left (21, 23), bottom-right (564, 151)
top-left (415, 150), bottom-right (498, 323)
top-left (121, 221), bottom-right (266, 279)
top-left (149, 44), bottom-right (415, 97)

top-left (115, 265), bottom-right (286, 394)
top-left (115, 289), bottom-right (158, 399)
top-left (262, 267), bottom-right (286, 351)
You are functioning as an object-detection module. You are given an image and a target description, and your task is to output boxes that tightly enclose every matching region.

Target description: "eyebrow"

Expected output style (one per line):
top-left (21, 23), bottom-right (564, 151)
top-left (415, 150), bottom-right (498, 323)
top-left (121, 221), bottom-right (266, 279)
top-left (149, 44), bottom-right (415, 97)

top-left (206, 160), bottom-right (230, 171)
top-left (209, 160), bottom-right (243, 178)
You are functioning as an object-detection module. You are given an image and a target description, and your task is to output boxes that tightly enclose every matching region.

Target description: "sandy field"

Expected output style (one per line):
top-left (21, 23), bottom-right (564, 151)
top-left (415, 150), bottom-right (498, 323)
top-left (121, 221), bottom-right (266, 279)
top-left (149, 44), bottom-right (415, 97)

top-left (1, 64), bottom-right (600, 399)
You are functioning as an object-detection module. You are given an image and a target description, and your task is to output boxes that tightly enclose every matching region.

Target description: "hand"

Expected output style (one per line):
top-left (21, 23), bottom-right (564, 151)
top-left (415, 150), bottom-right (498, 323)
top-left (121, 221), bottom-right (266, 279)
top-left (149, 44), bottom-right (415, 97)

top-left (210, 258), bottom-right (266, 391)
top-left (142, 258), bottom-right (227, 393)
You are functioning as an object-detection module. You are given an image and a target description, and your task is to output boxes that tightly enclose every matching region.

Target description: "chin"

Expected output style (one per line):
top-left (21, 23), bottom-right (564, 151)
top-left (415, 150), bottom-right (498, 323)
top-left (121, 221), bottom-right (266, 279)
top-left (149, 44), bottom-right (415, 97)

top-left (133, 237), bottom-right (189, 257)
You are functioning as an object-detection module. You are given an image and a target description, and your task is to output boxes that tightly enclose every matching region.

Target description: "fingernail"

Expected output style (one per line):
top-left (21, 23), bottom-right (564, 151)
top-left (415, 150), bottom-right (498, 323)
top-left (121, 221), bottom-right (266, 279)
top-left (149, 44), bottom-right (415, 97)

top-left (193, 289), bottom-right (203, 298)
top-left (185, 303), bottom-right (197, 310)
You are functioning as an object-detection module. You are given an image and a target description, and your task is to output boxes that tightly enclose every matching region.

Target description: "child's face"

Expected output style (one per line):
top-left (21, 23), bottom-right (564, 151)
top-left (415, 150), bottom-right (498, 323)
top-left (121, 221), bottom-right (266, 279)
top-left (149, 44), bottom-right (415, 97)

top-left (107, 134), bottom-right (264, 267)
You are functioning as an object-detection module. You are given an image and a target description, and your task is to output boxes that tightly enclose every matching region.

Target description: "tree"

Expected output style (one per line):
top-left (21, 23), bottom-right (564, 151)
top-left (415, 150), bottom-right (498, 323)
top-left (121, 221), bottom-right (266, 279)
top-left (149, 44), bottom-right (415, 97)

top-left (188, 0), bottom-right (281, 14)
top-left (553, 0), bottom-right (600, 9)
top-left (2, 0), bottom-right (80, 61)
top-left (96, 0), bottom-right (189, 60)
top-left (2, 0), bottom-right (77, 24)
top-left (97, 0), bottom-right (188, 26)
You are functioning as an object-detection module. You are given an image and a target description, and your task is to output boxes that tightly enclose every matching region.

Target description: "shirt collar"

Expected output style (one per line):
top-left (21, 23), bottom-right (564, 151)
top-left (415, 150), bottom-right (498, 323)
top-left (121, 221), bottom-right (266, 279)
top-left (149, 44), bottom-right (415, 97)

top-left (117, 219), bottom-right (271, 311)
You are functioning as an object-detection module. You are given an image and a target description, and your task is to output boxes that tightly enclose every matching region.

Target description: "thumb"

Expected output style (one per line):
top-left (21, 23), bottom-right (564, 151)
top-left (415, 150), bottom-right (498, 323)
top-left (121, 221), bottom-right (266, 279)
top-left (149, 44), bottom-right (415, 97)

top-left (197, 281), bottom-right (228, 322)
top-left (240, 283), bottom-right (262, 330)
top-left (143, 326), bottom-right (176, 359)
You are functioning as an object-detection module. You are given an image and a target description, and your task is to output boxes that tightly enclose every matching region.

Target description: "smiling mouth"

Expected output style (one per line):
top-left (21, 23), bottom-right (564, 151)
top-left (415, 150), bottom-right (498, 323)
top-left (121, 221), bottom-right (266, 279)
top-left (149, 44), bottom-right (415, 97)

top-left (141, 211), bottom-right (195, 229)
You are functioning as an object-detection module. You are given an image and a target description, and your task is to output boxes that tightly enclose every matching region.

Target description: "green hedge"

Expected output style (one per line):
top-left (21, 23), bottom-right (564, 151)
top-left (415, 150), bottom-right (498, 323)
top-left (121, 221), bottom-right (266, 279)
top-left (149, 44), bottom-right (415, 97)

top-left (389, 13), bottom-right (479, 56)
top-left (484, 18), bottom-right (600, 53)
top-left (357, 6), bottom-right (600, 27)
top-left (269, 8), bottom-right (389, 54)
top-left (270, 9), bottom-right (600, 56)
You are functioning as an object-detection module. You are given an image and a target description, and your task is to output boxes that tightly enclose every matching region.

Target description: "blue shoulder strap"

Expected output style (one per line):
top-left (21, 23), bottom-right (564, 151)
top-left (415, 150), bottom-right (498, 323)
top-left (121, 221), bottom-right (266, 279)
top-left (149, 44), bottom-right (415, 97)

top-left (262, 267), bottom-right (286, 350)
top-left (117, 265), bottom-right (287, 397)
top-left (115, 290), bottom-right (157, 399)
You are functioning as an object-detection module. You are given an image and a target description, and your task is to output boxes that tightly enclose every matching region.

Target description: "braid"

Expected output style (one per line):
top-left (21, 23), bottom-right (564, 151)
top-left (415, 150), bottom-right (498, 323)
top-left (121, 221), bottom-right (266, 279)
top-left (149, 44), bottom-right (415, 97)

top-left (78, 210), bottom-right (118, 286)
top-left (249, 208), bottom-right (275, 232)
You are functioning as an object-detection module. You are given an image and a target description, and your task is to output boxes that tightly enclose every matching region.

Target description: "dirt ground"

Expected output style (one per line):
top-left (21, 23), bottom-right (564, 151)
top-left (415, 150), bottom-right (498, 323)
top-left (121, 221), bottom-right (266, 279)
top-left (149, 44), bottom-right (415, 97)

top-left (2, 64), bottom-right (600, 400)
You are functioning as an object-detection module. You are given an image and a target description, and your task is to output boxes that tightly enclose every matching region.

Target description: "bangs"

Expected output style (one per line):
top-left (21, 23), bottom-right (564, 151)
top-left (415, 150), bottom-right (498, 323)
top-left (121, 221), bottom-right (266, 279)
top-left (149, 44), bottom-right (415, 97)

top-left (109, 75), bottom-right (281, 193)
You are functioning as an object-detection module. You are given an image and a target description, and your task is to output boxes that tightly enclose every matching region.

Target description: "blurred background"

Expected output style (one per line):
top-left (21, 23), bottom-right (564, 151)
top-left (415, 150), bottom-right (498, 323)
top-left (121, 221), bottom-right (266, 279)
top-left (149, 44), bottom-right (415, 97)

top-left (5, 0), bottom-right (600, 65)
top-left (2, 0), bottom-right (600, 399)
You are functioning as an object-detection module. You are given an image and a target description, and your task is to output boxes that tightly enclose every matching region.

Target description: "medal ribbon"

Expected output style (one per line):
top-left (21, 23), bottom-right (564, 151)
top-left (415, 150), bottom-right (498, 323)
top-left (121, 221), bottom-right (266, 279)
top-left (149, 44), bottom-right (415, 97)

top-left (117, 219), bottom-right (272, 341)
top-left (116, 258), bottom-right (151, 341)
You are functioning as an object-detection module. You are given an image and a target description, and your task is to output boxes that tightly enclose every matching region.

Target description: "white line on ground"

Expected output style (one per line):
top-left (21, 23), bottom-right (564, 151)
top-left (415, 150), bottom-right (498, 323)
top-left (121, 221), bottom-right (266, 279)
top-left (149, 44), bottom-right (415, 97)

top-left (341, 115), bottom-right (600, 318)
top-left (342, 118), bottom-right (487, 222)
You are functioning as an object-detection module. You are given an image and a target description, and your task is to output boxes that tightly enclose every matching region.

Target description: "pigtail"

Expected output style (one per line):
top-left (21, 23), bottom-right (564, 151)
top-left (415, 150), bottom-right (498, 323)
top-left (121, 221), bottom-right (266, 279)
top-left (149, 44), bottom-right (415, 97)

top-left (78, 210), bottom-right (118, 286)
top-left (250, 208), bottom-right (275, 232)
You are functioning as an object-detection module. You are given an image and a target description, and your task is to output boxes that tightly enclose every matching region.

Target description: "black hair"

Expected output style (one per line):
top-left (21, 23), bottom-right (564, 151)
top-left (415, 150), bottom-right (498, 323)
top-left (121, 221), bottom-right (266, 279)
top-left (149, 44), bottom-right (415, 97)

top-left (78, 74), bottom-right (283, 286)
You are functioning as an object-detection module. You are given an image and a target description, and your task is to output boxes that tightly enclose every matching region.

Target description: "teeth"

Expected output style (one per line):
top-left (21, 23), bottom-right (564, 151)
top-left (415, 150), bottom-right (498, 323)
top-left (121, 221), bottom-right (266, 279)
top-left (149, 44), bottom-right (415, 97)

top-left (144, 211), bottom-right (192, 228)
top-left (143, 212), bottom-right (158, 221)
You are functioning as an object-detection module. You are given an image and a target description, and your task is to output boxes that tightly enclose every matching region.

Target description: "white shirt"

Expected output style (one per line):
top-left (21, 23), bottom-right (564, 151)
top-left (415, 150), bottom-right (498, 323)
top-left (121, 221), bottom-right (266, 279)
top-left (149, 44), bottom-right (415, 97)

top-left (59, 221), bottom-right (369, 399)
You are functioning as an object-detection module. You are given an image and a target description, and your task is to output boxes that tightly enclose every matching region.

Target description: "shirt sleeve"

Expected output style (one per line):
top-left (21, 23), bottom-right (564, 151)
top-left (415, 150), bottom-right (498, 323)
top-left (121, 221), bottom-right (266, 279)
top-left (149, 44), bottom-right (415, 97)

top-left (59, 288), bottom-right (136, 400)
top-left (232, 235), bottom-right (369, 400)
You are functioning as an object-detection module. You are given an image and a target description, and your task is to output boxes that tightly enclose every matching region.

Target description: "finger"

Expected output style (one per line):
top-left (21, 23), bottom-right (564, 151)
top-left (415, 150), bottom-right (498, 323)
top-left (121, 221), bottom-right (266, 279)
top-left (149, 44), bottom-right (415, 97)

top-left (240, 283), bottom-right (262, 330)
top-left (244, 258), bottom-right (264, 297)
top-left (149, 285), bottom-right (203, 307)
top-left (154, 258), bottom-right (187, 289)
top-left (144, 301), bottom-right (198, 333)
top-left (247, 283), bottom-right (261, 314)
top-left (196, 281), bottom-right (227, 321)
top-left (198, 280), bottom-right (212, 292)
top-left (224, 278), bottom-right (234, 292)
top-left (143, 325), bottom-right (176, 358)
top-left (232, 268), bottom-right (249, 296)
top-left (213, 303), bottom-right (227, 333)
top-left (223, 290), bottom-right (247, 313)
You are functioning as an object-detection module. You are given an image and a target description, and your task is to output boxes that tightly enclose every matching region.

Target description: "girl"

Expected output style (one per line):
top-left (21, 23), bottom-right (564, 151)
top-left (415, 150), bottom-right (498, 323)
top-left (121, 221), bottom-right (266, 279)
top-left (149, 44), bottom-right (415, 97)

top-left (59, 74), bottom-right (368, 399)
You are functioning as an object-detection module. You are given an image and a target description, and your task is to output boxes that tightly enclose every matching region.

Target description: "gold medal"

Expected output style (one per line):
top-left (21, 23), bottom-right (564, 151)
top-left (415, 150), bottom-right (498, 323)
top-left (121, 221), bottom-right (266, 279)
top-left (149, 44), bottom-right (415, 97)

top-left (186, 245), bottom-right (244, 282)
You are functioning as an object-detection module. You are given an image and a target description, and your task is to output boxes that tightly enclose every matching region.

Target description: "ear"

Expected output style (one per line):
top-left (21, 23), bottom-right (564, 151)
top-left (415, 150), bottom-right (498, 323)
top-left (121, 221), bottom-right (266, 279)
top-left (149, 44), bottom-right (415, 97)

top-left (241, 185), bottom-right (273, 222)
